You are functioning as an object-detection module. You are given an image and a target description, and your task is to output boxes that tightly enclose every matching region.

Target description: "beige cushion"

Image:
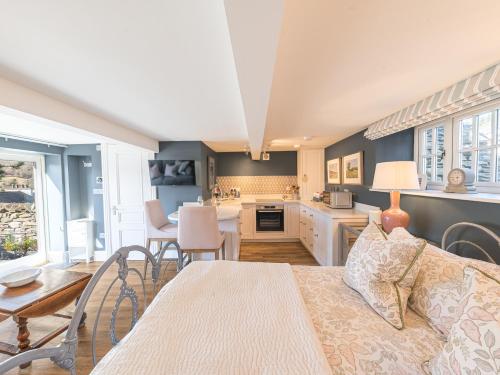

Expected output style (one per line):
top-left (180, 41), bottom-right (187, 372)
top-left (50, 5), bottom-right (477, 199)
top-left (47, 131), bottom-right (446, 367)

top-left (428, 266), bottom-right (500, 374)
top-left (409, 243), bottom-right (500, 338)
top-left (344, 223), bottom-right (426, 329)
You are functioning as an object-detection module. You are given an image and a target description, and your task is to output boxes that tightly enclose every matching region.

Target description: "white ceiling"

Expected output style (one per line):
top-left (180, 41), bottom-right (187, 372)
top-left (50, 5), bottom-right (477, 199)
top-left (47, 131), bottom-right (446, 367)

top-left (0, 0), bottom-right (248, 145)
top-left (1, 1), bottom-right (500, 157)
top-left (265, 0), bottom-right (500, 149)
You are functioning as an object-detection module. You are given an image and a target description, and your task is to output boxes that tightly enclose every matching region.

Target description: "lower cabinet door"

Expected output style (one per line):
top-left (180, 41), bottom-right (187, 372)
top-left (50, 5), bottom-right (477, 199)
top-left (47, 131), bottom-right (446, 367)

top-left (240, 206), bottom-right (255, 239)
top-left (313, 214), bottom-right (329, 265)
top-left (285, 204), bottom-right (300, 238)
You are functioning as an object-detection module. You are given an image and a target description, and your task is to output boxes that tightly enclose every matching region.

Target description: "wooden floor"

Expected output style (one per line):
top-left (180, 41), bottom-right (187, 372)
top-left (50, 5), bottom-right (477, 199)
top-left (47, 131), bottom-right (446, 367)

top-left (239, 241), bottom-right (318, 265)
top-left (1, 242), bottom-right (316, 374)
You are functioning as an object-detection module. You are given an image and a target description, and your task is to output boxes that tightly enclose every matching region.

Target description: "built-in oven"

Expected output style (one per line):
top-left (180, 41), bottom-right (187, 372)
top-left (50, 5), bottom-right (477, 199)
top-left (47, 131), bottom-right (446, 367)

top-left (255, 204), bottom-right (284, 232)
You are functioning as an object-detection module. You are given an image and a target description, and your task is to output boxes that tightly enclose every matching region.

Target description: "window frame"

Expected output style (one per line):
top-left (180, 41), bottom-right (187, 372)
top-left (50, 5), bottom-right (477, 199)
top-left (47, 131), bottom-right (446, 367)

top-left (414, 118), bottom-right (452, 190)
top-left (414, 99), bottom-right (500, 194)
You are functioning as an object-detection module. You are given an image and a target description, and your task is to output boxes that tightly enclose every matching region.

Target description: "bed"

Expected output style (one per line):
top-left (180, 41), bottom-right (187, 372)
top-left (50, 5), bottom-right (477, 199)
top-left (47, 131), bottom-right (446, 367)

top-left (0, 222), bottom-right (497, 374)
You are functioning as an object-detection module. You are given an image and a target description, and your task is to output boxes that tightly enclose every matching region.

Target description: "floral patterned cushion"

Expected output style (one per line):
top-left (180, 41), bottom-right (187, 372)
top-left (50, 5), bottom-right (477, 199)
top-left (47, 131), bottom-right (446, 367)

top-left (344, 224), bottom-right (426, 329)
top-left (293, 266), bottom-right (444, 374)
top-left (428, 267), bottom-right (500, 374)
top-left (409, 244), bottom-right (500, 339)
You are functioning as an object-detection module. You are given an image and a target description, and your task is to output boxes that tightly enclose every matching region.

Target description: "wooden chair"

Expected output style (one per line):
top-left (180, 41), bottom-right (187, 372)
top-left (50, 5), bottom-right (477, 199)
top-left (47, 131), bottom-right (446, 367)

top-left (143, 199), bottom-right (179, 277)
top-left (177, 206), bottom-right (225, 270)
top-left (0, 245), bottom-right (173, 374)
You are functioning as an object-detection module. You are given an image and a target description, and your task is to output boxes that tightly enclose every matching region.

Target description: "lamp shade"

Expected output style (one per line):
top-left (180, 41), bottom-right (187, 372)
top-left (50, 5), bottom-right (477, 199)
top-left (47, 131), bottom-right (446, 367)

top-left (372, 161), bottom-right (419, 190)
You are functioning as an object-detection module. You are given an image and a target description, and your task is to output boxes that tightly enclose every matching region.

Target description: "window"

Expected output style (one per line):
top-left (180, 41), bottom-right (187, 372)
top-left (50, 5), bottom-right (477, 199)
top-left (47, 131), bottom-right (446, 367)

top-left (415, 100), bottom-right (500, 193)
top-left (417, 123), bottom-right (447, 184)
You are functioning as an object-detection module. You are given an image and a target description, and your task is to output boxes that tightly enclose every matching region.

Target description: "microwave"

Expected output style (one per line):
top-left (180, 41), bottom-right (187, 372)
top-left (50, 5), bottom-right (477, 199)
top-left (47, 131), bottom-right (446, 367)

top-left (323, 191), bottom-right (353, 209)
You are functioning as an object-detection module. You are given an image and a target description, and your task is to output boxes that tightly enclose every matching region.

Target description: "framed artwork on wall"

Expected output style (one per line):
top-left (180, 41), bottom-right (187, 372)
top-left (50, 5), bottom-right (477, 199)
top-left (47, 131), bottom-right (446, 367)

top-left (208, 156), bottom-right (216, 189)
top-left (342, 152), bottom-right (363, 185)
top-left (327, 158), bottom-right (341, 184)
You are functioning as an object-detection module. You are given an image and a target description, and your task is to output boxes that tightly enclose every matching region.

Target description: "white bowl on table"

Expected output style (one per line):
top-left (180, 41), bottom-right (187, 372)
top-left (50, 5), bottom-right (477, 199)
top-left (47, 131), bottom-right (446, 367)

top-left (0, 268), bottom-right (42, 288)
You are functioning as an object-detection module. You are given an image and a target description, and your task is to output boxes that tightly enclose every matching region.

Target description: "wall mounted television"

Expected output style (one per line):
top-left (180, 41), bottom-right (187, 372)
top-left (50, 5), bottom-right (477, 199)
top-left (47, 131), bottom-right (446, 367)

top-left (148, 160), bottom-right (200, 186)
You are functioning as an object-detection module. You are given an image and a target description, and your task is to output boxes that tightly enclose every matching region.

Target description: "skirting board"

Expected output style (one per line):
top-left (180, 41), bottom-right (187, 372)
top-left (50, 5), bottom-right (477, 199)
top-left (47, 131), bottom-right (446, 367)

top-left (242, 238), bottom-right (300, 243)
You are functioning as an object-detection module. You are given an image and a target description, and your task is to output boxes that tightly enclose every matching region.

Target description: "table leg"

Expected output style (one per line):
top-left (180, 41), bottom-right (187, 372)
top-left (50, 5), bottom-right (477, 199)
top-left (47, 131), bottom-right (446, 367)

top-left (76, 296), bottom-right (87, 329)
top-left (14, 316), bottom-right (31, 368)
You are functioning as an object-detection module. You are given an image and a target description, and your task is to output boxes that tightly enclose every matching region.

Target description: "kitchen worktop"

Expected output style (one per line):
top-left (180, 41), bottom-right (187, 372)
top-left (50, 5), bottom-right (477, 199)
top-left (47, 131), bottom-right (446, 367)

top-left (168, 205), bottom-right (241, 221)
top-left (299, 200), bottom-right (369, 219)
top-left (212, 195), bottom-right (371, 219)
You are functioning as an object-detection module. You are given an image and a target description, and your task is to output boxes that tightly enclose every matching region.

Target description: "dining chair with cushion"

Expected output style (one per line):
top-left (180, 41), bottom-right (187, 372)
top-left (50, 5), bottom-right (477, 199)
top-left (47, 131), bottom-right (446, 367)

top-left (177, 206), bottom-right (225, 270)
top-left (144, 199), bottom-right (178, 277)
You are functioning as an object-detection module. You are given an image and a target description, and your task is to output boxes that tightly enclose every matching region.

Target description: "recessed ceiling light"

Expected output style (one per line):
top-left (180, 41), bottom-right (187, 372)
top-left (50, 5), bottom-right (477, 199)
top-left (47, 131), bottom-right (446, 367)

top-left (303, 136), bottom-right (312, 141)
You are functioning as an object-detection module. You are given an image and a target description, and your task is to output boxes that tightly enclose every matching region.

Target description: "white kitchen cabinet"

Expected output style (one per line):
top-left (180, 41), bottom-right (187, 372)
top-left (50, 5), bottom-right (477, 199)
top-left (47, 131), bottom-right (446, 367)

top-left (297, 149), bottom-right (325, 201)
top-left (299, 206), bottom-right (307, 244)
top-left (67, 218), bottom-right (94, 263)
top-left (299, 205), bottom-right (314, 252)
top-left (240, 205), bottom-right (255, 239)
top-left (313, 214), bottom-right (329, 265)
top-left (299, 202), bottom-right (368, 266)
top-left (285, 203), bottom-right (300, 238)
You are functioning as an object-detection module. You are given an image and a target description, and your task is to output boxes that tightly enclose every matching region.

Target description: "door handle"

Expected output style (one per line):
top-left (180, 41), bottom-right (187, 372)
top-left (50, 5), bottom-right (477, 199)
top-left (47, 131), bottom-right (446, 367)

top-left (112, 206), bottom-right (118, 215)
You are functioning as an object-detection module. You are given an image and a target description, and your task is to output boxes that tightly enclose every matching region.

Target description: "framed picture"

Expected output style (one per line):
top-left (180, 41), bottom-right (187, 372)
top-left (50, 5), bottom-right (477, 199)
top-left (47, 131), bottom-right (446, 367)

top-left (327, 158), bottom-right (341, 184)
top-left (207, 156), bottom-right (216, 189)
top-left (342, 152), bottom-right (363, 185)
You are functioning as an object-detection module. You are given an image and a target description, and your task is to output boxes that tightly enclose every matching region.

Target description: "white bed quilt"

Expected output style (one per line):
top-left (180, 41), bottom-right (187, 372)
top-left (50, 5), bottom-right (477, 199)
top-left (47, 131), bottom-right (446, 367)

top-left (91, 261), bottom-right (332, 375)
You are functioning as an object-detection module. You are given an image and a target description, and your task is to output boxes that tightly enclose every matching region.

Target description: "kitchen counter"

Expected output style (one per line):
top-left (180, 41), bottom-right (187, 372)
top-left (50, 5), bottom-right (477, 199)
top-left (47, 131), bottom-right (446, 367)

top-left (168, 205), bottom-right (241, 221)
top-left (299, 200), bottom-right (369, 219)
top-left (214, 196), bottom-right (369, 220)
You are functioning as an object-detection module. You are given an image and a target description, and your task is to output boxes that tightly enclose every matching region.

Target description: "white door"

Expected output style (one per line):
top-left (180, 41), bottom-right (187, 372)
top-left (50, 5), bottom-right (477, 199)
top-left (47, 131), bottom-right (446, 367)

top-left (103, 144), bottom-right (154, 255)
top-left (298, 149), bottom-right (325, 200)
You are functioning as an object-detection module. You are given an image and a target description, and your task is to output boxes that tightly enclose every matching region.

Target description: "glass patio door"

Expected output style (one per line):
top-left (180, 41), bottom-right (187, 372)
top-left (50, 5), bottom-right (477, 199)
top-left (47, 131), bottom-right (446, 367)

top-left (0, 151), bottom-right (47, 270)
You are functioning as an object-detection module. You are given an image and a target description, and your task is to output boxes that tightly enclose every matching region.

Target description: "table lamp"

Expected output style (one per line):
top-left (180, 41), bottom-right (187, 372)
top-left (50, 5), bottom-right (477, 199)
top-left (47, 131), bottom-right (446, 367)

top-left (372, 161), bottom-right (419, 233)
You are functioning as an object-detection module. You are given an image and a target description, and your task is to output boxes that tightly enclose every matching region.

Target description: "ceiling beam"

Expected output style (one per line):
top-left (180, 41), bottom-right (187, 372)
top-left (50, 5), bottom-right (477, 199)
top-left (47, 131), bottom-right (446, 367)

top-left (0, 76), bottom-right (159, 152)
top-left (224, 0), bottom-right (284, 160)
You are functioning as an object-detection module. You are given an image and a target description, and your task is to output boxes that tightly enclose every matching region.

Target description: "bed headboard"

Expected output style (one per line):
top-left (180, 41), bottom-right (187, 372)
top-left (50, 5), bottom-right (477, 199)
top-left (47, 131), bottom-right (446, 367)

top-left (442, 222), bottom-right (499, 265)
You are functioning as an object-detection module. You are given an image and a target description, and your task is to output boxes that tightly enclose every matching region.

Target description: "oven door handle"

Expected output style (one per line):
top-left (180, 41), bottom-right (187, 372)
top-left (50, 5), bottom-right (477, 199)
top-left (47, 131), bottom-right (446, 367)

top-left (257, 210), bottom-right (283, 213)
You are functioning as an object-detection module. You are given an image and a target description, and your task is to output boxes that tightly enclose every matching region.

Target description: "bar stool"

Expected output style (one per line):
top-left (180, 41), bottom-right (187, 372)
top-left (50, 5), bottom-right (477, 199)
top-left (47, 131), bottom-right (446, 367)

top-left (177, 206), bottom-right (225, 270)
top-left (143, 199), bottom-right (179, 277)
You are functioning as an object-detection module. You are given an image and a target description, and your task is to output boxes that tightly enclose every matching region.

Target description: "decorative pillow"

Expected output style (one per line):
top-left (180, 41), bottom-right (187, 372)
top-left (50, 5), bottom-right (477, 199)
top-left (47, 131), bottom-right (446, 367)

top-left (344, 223), bottom-right (426, 329)
top-left (409, 244), bottom-right (500, 339)
top-left (388, 227), bottom-right (414, 241)
top-left (177, 160), bottom-right (191, 174)
top-left (164, 163), bottom-right (179, 177)
top-left (428, 266), bottom-right (500, 374)
top-left (149, 163), bottom-right (162, 178)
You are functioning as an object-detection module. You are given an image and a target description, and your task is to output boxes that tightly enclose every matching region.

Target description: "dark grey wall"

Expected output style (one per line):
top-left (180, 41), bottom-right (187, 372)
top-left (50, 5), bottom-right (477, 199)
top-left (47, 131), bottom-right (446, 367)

top-left (201, 142), bottom-right (218, 199)
top-left (324, 129), bottom-right (500, 263)
top-left (63, 145), bottom-right (104, 250)
top-left (156, 141), bottom-right (216, 215)
top-left (217, 151), bottom-right (297, 176)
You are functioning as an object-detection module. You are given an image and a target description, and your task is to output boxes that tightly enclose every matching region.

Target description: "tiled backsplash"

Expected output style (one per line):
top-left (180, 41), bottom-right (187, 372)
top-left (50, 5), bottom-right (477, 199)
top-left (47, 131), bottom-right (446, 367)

top-left (216, 176), bottom-right (297, 194)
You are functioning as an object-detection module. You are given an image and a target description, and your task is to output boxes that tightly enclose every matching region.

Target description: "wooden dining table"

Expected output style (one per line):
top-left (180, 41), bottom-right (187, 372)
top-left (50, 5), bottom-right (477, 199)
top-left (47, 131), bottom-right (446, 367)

top-left (0, 268), bottom-right (91, 368)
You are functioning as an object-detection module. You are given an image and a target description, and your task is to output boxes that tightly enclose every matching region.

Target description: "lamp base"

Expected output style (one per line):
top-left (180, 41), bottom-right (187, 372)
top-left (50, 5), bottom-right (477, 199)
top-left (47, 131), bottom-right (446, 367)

top-left (381, 191), bottom-right (410, 233)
